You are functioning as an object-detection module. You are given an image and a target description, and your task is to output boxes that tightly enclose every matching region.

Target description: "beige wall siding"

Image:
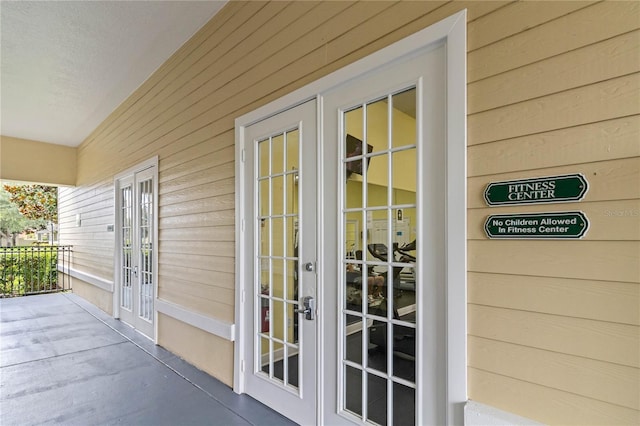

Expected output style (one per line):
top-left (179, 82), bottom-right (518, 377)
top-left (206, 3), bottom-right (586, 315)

top-left (465, 1), bottom-right (640, 424)
top-left (58, 1), bottom-right (639, 422)
top-left (0, 136), bottom-right (76, 186)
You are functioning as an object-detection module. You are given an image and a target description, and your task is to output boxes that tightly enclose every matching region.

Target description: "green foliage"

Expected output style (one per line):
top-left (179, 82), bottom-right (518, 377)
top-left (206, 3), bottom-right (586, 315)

top-left (3, 184), bottom-right (57, 224)
top-left (0, 247), bottom-right (59, 296)
top-left (0, 187), bottom-right (46, 239)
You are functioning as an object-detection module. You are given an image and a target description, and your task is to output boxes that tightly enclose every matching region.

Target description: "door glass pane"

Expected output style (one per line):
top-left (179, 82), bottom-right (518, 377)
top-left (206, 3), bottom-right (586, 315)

top-left (393, 383), bottom-right (415, 425)
top-left (392, 323), bottom-right (416, 382)
top-left (272, 218), bottom-right (284, 258)
top-left (367, 323), bottom-right (387, 375)
top-left (272, 259), bottom-right (285, 300)
top-left (367, 98), bottom-right (389, 153)
top-left (391, 88), bottom-right (416, 149)
top-left (272, 176), bottom-right (284, 216)
top-left (345, 262), bottom-right (363, 313)
top-left (286, 260), bottom-right (298, 302)
top-left (259, 138), bottom-right (270, 177)
top-left (259, 179), bottom-right (270, 216)
top-left (345, 314), bottom-right (362, 364)
top-left (366, 155), bottom-right (388, 208)
top-left (345, 366), bottom-right (362, 418)
top-left (392, 149), bottom-right (416, 195)
top-left (286, 129), bottom-right (299, 171)
top-left (341, 86), bottom-right (417, 425)
top-left (255, 128), bottom-right (302, 394)
top-left (367, 373), bottom-right (387, 425)
top-left (272, 134), bottom-right (284, 175)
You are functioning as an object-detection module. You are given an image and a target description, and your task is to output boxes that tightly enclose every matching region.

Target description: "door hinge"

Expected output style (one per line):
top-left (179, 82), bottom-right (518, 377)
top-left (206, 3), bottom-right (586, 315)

top-left (241, 148), bottom-right (246, 163)
top-left (240, 359), bottom-right (245, 373)
top-left (241, 289), bottom-right (246, 304)
top-left (241, 218), bottom-right (245, 233)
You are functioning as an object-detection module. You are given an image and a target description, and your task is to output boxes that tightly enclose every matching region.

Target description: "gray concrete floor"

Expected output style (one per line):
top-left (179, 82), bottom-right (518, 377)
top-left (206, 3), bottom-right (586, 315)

top-left (0, 293), bottom-right (296, 426)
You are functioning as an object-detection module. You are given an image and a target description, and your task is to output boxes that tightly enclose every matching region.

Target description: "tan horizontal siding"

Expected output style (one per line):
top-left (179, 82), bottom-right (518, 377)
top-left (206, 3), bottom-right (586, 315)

top-left (468, 304), bottom-right (639, 368)
top-left (158, 286), bottom-right (234, 323)
top-left (158, 178), bottom-right (234, 208)
top-left (468, 272), bottom-right (639, 326)
top-left (469, 240), bottom-right (639, 283)
top-left (468, 116), bottom-right (640, 177)
top-left (469, 30), bottom-right (640, 114)
top-left (468, 1), bottom-right (640, 82)
top-left (158, 240), bottom-right (234, 258)
top-left (469, 73), bottom-right (640, 145)
top-left (468, 368), bottom-right (640, 425)
top-left (469, 336), bottom-right (639, 410)
top-left (467, 1), bottom-right (596, 51)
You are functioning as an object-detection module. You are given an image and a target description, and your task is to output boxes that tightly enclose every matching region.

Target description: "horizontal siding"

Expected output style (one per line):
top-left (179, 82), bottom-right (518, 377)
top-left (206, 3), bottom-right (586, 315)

top-left (469, 240), bottom-right (639, 283)
top-left (59, 181), bottom-right (115, 281)
top-left (468, 1), bottom-right (640, 82)
top-left (468, 116), bottom-right (640, 176)
top-left (468, 272), bottom-right (639, 326)
top-left (468, 304), bottom-right (639, 368)
top-left (469, 336), bottom-right (639, 410)
top-left (465, 1), bottom-right (640, 423)
top-left (469, 73), bottom-right (640, 145)
top-left (469, 368), bottom-right (640, 425)
top-left (469, 29), bottom-right (640, 114)
top-left (466, 1), bottom-right (596, 51)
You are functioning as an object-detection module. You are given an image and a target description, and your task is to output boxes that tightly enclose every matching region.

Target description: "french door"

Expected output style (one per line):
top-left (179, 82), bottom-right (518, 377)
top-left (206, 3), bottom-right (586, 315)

top-left (116, 163), bottom-right (157, 339)
top-left (238, 12), bottom-right (465, 424)
top-left (241, 100), bottom-right (317, 425)
top-left (320, 42), bottom-right (447, 425)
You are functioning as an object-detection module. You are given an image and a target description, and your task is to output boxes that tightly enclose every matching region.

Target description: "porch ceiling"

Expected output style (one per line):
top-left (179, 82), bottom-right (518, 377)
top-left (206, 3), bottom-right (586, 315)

top-left (0, 1), bottom-right (226, 148)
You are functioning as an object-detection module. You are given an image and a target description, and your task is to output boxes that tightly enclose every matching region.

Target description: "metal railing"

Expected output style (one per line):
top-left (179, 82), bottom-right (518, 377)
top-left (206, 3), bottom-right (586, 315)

top-left (0, 245), bottom-right (72, 297)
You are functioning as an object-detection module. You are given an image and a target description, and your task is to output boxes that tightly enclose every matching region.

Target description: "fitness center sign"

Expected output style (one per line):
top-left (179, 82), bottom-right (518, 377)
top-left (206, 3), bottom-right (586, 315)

top-left (485, 212), bottom-right (589, 239)
top-left (484, 174), bottom-right (588, 206)
top-left (484, 174), bottom-right (590, 240)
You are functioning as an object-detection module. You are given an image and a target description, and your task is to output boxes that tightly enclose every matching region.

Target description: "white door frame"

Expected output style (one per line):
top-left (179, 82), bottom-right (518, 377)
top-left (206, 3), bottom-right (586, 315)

top-left (235, 10), bottom-right (466, 424)
top-left (113, 155), bottom-right (159, 342)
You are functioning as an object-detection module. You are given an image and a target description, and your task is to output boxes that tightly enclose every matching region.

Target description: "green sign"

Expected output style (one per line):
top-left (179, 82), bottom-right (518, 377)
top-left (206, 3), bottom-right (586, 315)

top-left (485, 212), bottom-right (589, 239)
top-left (484, 174), bottom-right (588, 206)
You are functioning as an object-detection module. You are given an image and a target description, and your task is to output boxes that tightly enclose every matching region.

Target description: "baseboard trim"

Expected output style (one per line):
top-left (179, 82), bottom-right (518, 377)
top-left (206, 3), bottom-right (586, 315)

top-left (60, 265), bottom-right (114, 293)
top-left (156, 298), bottom-right (235, 342)
top-left (465, 401), bottom-right (543, 425)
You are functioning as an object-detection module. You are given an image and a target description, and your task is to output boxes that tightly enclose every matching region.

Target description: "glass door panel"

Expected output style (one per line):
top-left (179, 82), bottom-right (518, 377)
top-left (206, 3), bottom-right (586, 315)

top-left (342, 87), bottom-right (418, 425)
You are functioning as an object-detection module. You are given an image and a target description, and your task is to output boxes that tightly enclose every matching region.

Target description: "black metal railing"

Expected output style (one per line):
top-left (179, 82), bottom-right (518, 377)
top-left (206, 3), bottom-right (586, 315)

top-left (0, 245), bottom-right (72, 297)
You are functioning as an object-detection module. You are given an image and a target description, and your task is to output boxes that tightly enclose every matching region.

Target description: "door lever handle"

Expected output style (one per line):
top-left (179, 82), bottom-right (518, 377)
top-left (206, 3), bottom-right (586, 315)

top-left (295, 296), bottom-right (315, 320)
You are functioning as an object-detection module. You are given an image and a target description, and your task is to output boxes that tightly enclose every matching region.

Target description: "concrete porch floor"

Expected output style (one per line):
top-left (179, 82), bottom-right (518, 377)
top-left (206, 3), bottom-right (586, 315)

top-left (0, 293), bottom-right (296, 426)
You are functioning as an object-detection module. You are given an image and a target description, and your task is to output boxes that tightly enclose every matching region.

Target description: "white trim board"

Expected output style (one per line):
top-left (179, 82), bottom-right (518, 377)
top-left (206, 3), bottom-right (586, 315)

top-left (465, 401), bottom-right (543, 426)
top-left (156, 298), bottom-right (235, 341)
top-left (60, 265), bottom-right (114, 293)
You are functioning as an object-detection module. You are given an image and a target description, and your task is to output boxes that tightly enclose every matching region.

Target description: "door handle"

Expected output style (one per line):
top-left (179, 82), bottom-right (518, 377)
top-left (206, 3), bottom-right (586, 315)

top-left (295, 296), bottom-right (315, 320)
top-left (133, 266), bottom-right (138, 277)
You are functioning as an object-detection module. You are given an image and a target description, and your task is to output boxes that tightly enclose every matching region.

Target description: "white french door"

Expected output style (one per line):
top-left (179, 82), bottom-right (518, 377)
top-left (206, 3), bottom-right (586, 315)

top-left (237, 11), bottom-right (466, 425)
top-left (241, 100), bottom-right (317, 425)
top-left (116, 162), bottom-right (157, 339)
top-left (320, 42), bottom-right (447, 425)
